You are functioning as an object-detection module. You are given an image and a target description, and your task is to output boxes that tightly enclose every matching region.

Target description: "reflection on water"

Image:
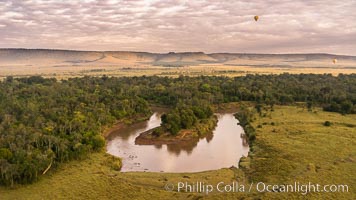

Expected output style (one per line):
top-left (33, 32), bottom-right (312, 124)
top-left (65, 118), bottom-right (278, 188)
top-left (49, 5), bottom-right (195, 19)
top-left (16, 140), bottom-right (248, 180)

top-left (106, 112), bottom-right (249, 172)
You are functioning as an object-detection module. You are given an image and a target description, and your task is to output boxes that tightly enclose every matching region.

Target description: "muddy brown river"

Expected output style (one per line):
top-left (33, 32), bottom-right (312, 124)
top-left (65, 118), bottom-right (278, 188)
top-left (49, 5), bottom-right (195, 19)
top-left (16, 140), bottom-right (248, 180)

top-left (106, 112), bottom-right (249, 172)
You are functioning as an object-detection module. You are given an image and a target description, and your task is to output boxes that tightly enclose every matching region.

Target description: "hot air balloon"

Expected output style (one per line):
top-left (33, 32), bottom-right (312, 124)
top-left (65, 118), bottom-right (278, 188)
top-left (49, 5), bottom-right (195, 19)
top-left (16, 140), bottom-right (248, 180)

top-left (254, 16), bottom-right (259, 21)
top-left (333, 59), bottom-right (337, 64)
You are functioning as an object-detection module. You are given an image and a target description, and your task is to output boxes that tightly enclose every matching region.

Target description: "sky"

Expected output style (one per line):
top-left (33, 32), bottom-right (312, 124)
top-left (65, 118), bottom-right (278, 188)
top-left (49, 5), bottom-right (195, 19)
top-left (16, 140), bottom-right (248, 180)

top-left (0, 0), bottom-right (355, 55)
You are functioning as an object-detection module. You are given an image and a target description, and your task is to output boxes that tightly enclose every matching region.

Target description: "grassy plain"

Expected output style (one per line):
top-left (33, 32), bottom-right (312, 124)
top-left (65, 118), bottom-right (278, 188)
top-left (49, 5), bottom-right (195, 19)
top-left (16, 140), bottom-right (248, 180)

top-left (1, 64), bottom-right (356, 80)
top-left (1, 50), bottom-right (356, 79)
top-left (248, 106), bottom-right (356, 199)
top-left (0, 105), bottom-right (355, 199)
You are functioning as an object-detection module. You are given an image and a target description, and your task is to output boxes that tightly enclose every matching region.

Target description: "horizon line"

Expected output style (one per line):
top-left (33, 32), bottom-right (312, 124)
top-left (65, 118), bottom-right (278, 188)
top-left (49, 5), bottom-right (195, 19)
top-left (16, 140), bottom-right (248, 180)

top-left (0, 48), bottom-right (355, 57)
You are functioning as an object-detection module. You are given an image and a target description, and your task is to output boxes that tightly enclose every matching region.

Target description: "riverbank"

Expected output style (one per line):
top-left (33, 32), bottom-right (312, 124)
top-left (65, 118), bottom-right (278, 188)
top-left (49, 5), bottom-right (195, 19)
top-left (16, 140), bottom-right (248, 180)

top-left (214, 102), bottom-right (254, 113)
top-left (103, 106), bottom-right (169, 139)
top-left (102, 113), bottom-right (152, 138)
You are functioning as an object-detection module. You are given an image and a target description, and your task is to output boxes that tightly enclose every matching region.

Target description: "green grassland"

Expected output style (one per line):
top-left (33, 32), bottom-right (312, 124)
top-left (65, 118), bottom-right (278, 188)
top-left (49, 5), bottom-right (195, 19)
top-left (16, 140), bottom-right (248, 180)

top-left (1, 105), bottom-right (355, 199)
top-left (248, 106), bottom-right (356, 199)
top-left (0, 152), bottom-right (249, 199)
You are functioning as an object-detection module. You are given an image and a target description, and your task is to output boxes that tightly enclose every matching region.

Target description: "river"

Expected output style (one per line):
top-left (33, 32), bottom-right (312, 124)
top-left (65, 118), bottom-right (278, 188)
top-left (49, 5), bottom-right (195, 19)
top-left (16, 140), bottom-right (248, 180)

top-left (106, 112), bottom-right (249, 172)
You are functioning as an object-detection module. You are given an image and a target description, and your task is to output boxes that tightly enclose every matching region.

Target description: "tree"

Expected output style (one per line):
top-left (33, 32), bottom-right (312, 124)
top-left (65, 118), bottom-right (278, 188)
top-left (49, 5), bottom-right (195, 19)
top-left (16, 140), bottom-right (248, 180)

top-left (307, 101), bottom-right (313, 112)
top-left (255, 104), bottom-right (263, 116)
top-left (340, 101), bottom-right (352, 114)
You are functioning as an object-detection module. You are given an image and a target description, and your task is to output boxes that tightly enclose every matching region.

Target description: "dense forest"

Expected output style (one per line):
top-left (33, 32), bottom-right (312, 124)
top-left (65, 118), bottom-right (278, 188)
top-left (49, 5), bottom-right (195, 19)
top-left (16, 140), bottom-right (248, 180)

top-left (0, 73), bottom-right (355, 185)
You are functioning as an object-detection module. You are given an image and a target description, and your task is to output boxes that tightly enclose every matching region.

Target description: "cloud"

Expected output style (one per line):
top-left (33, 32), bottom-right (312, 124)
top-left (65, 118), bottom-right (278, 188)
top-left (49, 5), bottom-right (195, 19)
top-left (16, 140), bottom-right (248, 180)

top-left (0, 0), bottom-right (355, 55)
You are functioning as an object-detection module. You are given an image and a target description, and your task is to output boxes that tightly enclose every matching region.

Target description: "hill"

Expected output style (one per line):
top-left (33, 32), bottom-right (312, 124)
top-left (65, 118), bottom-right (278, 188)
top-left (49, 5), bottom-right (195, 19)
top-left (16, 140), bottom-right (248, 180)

top-left (1, 49), bottom-right (356, 78)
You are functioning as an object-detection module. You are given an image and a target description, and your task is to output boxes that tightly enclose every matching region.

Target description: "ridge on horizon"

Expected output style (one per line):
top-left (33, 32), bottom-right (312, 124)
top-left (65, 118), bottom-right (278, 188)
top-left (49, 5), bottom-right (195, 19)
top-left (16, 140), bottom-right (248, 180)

top-left (1, 48), bottom-right (355, 57)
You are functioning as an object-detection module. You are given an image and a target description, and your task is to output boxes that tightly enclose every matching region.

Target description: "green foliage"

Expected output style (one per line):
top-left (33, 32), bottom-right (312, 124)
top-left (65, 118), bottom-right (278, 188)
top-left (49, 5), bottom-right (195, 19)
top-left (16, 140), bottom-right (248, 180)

top-left (161, 103), bottom-right (213, 135)
top-left (161, 112), bottom-right (181, 135)
top-left (91, 135), bottom-right (106, 150)
top-left (152, 127), bottom-right (164, 137)
top-left (255, 103), bottom-right (263, 116)
top-left (194, 116), bottom-right (218, 136)
top-left (235, 106), bottom-right (254, 127)
top-left (235, 106), bottom-right (256, 144)
top-left (0, 73), bottom-right (356, 185)
top-left (0, 76), bottom-right (151, 185)
top-left (104, 154), bottom-right (122, 171)
top-left (0, 148), bottom-right (12, 160)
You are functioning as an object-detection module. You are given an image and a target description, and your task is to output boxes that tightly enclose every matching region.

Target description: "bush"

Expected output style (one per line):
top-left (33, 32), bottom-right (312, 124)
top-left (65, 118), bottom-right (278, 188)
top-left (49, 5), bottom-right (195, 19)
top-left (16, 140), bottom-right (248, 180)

top-left (324, 121), bottom-right (331, 126)
top-left (152, 127), bottom-right (163, 137)
top-left (105, 154), bottom-right (122, 171)
top-left (92, 135), bottom-right (106, 150)
top-left (244, 124), bottom-right (256, 142)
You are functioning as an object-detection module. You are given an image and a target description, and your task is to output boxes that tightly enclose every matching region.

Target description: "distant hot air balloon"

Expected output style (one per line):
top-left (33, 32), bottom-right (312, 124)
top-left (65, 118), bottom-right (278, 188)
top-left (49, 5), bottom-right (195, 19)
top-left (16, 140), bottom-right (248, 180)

top-left (254, 15), bottom-right (259, 21)
top-left (333, 59), bottom-right (337, 64)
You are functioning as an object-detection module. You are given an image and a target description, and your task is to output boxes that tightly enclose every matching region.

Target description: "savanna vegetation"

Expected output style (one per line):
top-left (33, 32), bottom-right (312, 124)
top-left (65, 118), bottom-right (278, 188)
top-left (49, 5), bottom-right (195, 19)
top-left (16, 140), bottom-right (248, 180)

top-left (1, 106), bottom-right (354, 200)
top-left (247, 106), bottom-right (356, 199)
top-left (0, 73), bottom-right (355, 187)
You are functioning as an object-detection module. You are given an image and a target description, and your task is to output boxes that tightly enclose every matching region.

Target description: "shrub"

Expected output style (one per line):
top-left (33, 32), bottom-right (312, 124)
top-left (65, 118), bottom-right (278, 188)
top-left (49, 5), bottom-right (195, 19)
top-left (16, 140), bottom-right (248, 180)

top-left (105, 154), bottom-right (122, 171)
top-left (324, 121), bottom-right (331, 126)
top-left (152, 127), bottom-right (163, 137)
top-left (92, 135), bottom-right (106, 150)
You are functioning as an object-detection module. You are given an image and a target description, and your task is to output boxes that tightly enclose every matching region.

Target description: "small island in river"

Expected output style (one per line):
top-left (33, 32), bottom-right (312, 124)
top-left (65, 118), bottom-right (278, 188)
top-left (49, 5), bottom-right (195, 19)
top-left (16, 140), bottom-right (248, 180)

top-left (135, 104), bottom-right (218, 145)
